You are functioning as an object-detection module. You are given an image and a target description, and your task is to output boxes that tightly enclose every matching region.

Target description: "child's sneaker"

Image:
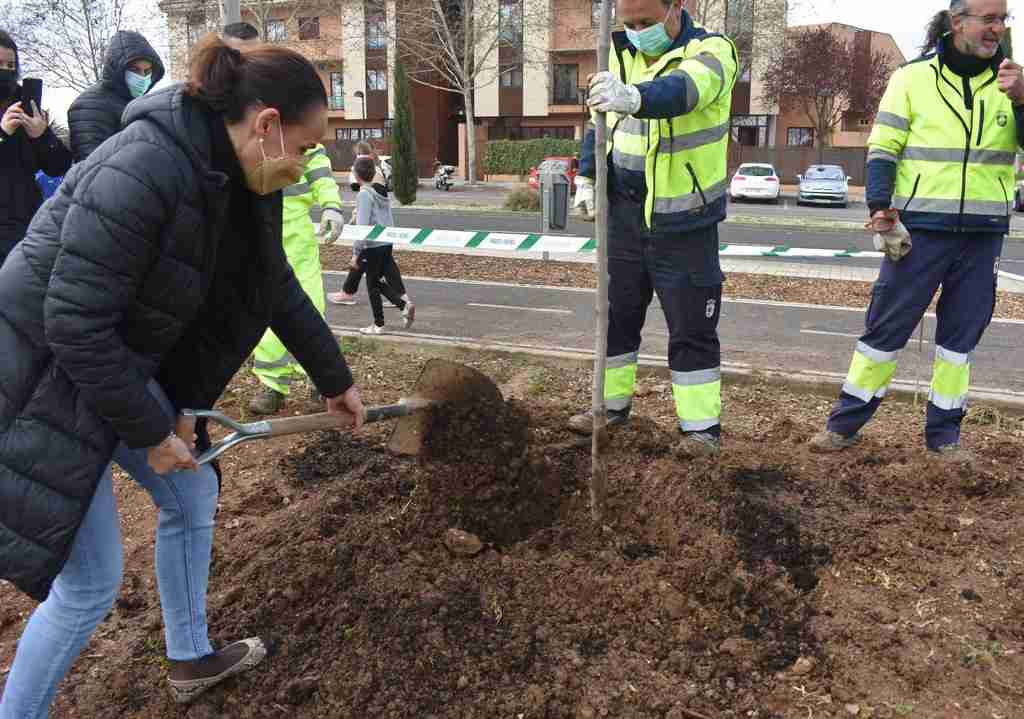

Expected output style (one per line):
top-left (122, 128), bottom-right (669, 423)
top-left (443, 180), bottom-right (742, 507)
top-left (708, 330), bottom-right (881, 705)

top-left (402, 303), bottom-right (416, 329)
top-left (328, 291), bottom-right (358, 306)
top-left (360, 324), bottom-right (385, 335)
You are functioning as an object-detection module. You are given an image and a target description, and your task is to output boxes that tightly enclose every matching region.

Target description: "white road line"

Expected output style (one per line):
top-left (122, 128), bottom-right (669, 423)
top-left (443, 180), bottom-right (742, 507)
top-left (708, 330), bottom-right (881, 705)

top-left (800, 329), bottom-right (861, 339)
top-left (322, 273), bottom-right (1024, 325)
top-left (467, 302), bottom-right (573, 315)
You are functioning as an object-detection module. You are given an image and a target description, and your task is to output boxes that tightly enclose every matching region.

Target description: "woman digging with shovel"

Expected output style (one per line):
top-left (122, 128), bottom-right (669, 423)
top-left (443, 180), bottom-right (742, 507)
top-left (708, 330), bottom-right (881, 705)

top-left (0, 36), bottom-right (365, 716)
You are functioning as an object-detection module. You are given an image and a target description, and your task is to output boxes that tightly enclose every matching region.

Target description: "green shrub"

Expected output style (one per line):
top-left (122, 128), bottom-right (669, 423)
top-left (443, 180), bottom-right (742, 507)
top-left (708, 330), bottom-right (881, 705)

top-left (484, 139), bottom-right (582, 176)
top-left (504, 187), bottom-right (541, 211)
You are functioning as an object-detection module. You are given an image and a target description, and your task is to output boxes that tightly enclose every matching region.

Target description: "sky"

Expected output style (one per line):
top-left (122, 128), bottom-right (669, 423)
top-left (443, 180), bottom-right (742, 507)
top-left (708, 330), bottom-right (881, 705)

top-left (36, 0), bottom-right (1024, 125)
top-left (791, 0), bottom-right (1021, 63)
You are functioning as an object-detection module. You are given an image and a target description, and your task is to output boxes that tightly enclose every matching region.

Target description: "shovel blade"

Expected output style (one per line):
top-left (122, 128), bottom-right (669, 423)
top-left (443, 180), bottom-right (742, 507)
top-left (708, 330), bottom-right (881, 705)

top-left (388, 358), bottom-right (503, 456)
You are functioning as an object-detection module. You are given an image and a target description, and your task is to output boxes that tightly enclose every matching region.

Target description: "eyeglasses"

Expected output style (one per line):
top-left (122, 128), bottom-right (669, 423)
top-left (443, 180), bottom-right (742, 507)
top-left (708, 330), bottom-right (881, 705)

top-left (959, 13), bottom-right (1014, 27)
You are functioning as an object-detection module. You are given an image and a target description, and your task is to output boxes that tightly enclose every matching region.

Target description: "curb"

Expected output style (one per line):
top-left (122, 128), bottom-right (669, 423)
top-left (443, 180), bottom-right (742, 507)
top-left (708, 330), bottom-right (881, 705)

top-left (329, 327), bottom-right (1024, 415)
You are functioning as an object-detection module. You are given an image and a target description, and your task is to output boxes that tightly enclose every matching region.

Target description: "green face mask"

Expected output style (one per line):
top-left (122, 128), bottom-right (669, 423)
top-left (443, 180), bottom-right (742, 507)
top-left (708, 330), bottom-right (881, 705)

top-left (125, 70), bottom-right (152, 99)
top-left (626, 4), bottom-right (676, 56)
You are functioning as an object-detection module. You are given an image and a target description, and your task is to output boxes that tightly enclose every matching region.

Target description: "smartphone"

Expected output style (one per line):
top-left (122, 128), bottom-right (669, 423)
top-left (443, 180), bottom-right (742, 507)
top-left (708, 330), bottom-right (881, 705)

top-left (21, 78), bottom-right (43, 117)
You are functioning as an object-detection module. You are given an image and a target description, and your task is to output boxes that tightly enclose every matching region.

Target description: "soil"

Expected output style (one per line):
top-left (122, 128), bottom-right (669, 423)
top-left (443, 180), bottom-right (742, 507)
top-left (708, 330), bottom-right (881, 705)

top-left (1, 345), bottom-right (1022, 719)
top-left (318, 247), bottom-right (1024, 320)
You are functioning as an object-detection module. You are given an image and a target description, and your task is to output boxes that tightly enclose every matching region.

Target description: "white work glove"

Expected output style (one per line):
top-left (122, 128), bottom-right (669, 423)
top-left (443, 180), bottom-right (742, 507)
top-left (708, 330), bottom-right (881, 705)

top-left (587, 71), bottom-right (642, 115)
top-left (318, 207), bottom-right (346, 244)
top-left (573, 176), bottom-right (595, 221)
top-left (867, 209), bottom-right (912, 262)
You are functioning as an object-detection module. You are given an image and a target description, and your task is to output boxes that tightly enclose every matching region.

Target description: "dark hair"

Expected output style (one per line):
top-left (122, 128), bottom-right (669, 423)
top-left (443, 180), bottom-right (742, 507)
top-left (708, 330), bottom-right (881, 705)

top-left (0, 29), bottom-right (19, 77)
top-left (353, 156), bottom-right (376, 183)
top-left (186, 34), bottom-right (326, 125)
top-left (223, 22), bottom-right (259, 41)
top-left (922, 2), bottom-right (965, 54)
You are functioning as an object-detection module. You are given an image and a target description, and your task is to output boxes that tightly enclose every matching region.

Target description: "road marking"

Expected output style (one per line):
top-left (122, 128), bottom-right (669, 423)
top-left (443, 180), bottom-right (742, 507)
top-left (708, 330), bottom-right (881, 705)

top-left (801, 329), bottom-right (861, 339)
top-left (467, 302), bottom-right (572, 315)
top-left (322, 273), bottom-right (1024, 325)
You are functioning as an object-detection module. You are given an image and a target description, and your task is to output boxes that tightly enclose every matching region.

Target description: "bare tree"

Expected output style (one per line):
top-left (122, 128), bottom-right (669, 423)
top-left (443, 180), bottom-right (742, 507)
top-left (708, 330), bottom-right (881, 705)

top-left (356, 0), bottom-right (548, 183)
top-left (3, 0), bottom-right (156, 92)
top-left (760, 26), bottom-right (893, 151)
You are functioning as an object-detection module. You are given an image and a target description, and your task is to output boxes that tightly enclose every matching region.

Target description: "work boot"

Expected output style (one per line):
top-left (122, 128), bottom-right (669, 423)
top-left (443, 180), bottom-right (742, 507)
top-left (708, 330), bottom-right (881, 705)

top-left (248, 386), bottom-right (285, 415)
top-left (674, 431), bottom-right (720, 458)
top-left (808, 430), bottom-right (860, 453)
top-left (567, 407), bottom-right (630, 435)
top-left (167, 637), bottom-right (267, 704)
top-left (930, 443), bottom-right (976, 465)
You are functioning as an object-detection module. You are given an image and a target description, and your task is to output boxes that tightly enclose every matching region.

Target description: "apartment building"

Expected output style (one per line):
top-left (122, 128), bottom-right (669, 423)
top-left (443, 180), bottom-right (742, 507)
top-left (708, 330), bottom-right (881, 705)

top-left (159, 0), bottom-right (787, 176)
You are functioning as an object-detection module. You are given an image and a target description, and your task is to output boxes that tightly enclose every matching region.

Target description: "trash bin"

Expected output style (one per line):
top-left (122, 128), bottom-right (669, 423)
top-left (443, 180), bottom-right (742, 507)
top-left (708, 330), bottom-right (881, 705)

top-left (539, 159), bottom-right (571, 232)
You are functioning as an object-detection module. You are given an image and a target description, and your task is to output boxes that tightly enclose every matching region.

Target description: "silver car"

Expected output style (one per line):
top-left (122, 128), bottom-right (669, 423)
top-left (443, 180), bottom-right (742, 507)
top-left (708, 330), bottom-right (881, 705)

top-left (797, 165), bottom-right (849, 207)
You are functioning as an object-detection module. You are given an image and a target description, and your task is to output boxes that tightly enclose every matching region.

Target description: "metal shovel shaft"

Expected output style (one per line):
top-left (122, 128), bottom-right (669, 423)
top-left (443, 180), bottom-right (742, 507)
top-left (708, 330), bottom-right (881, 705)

top-left (185, 398), bottom-right (433, 465)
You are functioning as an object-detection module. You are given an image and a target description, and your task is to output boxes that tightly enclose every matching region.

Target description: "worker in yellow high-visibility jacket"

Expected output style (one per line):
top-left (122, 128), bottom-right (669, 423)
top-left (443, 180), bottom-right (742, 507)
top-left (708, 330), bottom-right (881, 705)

top-left (567, 0), bottom-right (737, 458)
top-left (811, 0), bottom-right (1023, 459)
top-left (249, 145), bottom-right (346, 414)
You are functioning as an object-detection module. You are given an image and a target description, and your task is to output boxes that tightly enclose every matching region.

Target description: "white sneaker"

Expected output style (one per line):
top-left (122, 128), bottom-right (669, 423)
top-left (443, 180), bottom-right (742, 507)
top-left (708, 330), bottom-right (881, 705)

top-left (328, 291), bottom-right (358, 306)
top-left (360, 324), bottom-right (385, 335)
top-left (402, 303), bottom-right (416, 329)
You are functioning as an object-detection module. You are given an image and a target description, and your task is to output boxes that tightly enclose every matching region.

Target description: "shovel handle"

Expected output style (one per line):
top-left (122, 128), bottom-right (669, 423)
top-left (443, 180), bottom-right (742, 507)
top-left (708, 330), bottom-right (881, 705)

top-left (266, 398), bottom-right (434, 438)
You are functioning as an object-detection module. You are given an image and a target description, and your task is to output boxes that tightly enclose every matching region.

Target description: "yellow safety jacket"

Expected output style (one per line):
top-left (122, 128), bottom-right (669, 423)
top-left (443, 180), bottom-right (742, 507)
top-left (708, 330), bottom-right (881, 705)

top-left (868, 42), bottom-right (1020, 233)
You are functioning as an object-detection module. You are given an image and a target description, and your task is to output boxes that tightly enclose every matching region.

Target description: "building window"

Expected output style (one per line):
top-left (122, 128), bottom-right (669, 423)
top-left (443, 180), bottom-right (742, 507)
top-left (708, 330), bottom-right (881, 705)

top-left (787, 127), bottom-right (815, 146)
top-left (266, 19), bottom-right (287, 42)
top-left (186, 11), bottom-right (206, 47)
top-left (383, 119), bottom-right (394, 136)
top-left (330, 72), bottom-right (344, 110)
top-left (500, 64), bottom-right (523, 88)
top-left (298, 16), bottom-right (320, 40)
top-left (591, 0), bottom-right (615, 28)
top-left (366, 15), bottom-right (386, 49)
top-left (367, 68), bottom-right (388, 91)
top-left (553, 63), bottom-right (579, 104)
top-left (499, 0), bottom-right (523, 46)
top-left (336, 127), bottom-right (383, 140)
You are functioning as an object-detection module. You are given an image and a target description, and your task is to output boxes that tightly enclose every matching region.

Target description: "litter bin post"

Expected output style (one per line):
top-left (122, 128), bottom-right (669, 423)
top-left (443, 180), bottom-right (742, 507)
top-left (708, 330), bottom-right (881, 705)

top-left (539, 160), bottom-right (571, 233)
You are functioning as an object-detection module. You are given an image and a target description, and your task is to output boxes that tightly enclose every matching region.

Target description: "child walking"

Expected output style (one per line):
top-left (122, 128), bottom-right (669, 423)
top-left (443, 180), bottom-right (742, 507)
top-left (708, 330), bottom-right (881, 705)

top-left (349, 157), bottom-right (414, 334)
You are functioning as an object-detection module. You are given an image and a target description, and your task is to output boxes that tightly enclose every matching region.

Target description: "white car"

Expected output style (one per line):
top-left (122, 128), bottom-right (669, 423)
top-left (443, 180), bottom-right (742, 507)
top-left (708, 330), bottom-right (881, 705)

top-left (729, 163), bottom-right (781, 203)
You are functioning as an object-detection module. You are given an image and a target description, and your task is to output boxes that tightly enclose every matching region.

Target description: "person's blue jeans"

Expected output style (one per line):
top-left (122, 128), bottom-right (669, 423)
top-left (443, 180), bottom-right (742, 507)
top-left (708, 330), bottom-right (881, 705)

top-left (0, 383), bottom-right (219, 719)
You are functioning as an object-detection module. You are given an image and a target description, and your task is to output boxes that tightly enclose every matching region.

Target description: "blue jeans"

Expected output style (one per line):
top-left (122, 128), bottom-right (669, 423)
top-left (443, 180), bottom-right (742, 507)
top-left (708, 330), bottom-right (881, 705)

top-left (0, 383), bottom-right (219, 719)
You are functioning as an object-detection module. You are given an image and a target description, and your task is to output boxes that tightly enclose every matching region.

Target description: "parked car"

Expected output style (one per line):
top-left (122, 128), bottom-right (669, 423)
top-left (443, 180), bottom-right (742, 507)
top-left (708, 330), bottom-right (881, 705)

top-left (528, 156), bottom-right (579, 193)
top-left (797, 165), bottom-right (849, 207)
top-left (729, 163), bottom-right (780, 203)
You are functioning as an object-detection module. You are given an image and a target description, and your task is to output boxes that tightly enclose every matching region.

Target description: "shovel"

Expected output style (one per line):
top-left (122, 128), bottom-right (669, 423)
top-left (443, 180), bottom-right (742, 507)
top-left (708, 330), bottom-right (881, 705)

top-left (184, 358), bottom-right (503, 465)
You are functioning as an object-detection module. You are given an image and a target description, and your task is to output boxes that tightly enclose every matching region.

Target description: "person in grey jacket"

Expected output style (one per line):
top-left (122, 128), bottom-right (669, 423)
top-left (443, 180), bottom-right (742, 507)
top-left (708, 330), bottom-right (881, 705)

top-left (351, 156), bottom-right (415, 334)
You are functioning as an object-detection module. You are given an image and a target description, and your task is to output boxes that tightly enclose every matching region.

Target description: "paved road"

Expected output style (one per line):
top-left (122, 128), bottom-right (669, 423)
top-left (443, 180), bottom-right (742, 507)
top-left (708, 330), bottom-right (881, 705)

top-left (378, 209), bottom-right (1024, 269)
top-left (323, 274), bottom-right (1024, 397)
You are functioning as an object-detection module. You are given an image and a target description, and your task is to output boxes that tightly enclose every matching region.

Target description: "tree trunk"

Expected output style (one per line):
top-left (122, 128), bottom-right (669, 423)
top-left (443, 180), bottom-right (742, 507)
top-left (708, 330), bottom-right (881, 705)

top-left (464, 90), bottom-right (478, 185)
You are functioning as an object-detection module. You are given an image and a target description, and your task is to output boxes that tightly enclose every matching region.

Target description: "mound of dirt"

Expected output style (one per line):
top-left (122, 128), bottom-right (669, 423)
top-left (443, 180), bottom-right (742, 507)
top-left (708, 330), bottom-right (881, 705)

top-left (4, 356), bottom-right (1022, 719)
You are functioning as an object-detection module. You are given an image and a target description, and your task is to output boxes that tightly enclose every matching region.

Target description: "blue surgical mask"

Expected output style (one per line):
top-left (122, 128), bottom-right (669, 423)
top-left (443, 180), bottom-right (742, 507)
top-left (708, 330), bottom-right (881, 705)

top-left (125, 70), bottom-right (152, 99)
top-left (626, 5), bottom-right (676, 57)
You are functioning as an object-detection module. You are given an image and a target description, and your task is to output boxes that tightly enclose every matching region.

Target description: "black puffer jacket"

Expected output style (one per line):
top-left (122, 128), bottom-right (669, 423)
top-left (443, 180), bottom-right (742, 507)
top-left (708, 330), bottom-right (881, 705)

top-left (67, 31), bottom-right (164, 162)
top-left (0, 86), bottom-right (353, 601)
top-left (0, 111), bottom-right (73, 260)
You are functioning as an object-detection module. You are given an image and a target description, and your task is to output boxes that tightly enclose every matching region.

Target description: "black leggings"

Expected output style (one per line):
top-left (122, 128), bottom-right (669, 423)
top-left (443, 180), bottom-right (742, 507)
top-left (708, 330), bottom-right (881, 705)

top-left (361, 245), bottom-right (407, 326)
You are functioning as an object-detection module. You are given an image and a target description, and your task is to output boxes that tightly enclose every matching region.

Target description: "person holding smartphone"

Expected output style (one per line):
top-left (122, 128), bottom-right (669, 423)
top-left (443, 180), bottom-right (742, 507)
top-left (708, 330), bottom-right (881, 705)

top-left (0, 30), bottom-right (73, 263)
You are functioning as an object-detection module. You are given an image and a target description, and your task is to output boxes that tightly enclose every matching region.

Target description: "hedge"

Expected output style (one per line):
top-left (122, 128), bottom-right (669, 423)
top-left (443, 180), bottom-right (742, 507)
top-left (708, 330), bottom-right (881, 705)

top-left (483, 138), bottom-right (582, 176)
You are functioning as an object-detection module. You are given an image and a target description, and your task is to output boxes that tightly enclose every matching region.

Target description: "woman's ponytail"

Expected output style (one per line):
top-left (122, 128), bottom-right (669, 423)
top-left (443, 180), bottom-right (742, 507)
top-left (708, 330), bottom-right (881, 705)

top-left (186, 34), bottom-right (245, 114)
top-left (184, 32), bottom-right (326, 125)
